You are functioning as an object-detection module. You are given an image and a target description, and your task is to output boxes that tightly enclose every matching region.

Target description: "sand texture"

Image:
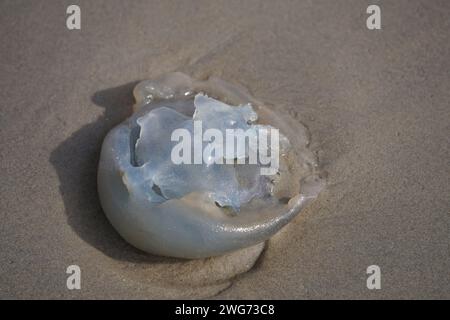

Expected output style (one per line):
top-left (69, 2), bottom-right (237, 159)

top-left (0, 0), bottom-right (449, 299)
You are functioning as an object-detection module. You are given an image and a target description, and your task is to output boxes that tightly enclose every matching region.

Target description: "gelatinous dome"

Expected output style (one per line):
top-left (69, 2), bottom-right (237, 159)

top-left (98, 72), bottom-right (325, 259)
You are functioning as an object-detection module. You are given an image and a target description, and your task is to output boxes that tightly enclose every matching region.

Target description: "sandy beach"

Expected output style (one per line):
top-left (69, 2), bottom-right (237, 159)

top-left (0, 0), bottom-right (449, 299)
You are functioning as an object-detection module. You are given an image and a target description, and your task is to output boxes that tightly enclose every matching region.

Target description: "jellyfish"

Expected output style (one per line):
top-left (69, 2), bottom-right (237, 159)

top-left (98, 72), bottom-right (324, 259)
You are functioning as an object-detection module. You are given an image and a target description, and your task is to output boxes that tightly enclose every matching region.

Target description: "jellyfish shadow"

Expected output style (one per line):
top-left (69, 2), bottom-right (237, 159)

top-left (50, 82), bottom-right (180, 264)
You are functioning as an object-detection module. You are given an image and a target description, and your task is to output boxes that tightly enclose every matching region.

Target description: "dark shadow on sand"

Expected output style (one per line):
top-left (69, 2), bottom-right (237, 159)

top-left (50, 82), bottom-right (180, 264)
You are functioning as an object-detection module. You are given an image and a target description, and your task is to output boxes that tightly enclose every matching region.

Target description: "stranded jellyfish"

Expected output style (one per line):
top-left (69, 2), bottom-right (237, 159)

top-left (98, 72), bottom-right (324, 259)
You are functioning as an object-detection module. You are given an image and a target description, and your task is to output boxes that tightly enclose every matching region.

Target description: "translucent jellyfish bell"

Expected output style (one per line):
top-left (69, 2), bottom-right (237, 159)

top-left (98, 72), bottom-right (325, 259)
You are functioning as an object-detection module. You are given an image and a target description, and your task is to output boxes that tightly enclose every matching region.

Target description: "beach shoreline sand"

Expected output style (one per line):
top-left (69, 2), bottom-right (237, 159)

top-left (1, 0), bottom-right (449, 299)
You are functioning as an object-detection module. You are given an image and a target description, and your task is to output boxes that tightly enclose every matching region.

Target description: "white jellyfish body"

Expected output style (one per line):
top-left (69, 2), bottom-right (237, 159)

top-left (98, 72), bottom-right (324, 259)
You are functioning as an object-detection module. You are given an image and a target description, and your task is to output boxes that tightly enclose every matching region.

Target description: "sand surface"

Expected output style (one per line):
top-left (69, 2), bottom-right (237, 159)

top-left (1, 0), bottom-right (449, 299)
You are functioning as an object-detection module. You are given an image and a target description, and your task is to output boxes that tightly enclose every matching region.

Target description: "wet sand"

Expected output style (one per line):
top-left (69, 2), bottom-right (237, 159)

top-left (0, 0), bottom-right (449, 299)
